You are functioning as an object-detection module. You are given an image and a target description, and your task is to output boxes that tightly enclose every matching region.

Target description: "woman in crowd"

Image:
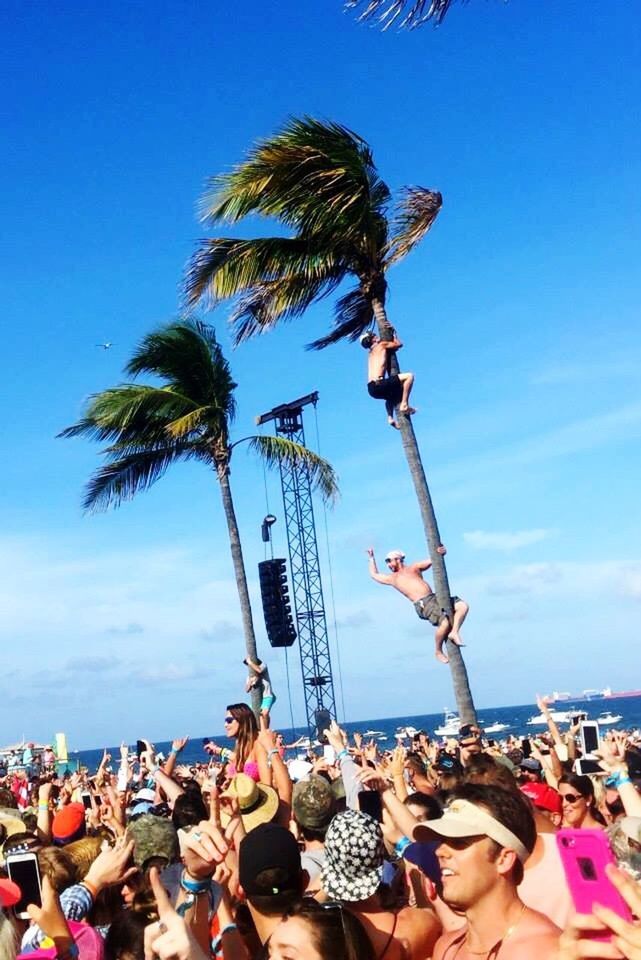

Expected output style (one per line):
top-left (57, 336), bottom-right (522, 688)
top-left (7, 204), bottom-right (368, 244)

top-left (558, 773), bottom-right (606, 829)
top-left (268, 899), bottom-right (375, 960)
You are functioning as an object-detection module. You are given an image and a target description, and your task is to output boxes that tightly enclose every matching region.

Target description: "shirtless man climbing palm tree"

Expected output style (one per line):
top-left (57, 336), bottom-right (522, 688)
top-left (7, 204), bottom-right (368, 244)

top-left (367, 546), bottom-right (469, 663)
top-left (361, 331), bottom-right (415, 428)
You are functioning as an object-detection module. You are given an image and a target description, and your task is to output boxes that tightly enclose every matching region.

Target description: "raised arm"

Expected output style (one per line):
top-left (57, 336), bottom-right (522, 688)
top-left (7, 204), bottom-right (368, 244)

top-left (413, 546), bottom-right (446, 572)
top-left (367, 548), bottom-right (393, 584)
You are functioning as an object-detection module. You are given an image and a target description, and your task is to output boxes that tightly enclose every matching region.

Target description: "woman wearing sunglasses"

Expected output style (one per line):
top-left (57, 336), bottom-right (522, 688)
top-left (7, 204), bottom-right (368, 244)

top-left (221, 703), bottom-right (267, 782)
top-left (269, 899), bottom-right (375, 960)
top-left (558, 774), bottom-right (606, 829)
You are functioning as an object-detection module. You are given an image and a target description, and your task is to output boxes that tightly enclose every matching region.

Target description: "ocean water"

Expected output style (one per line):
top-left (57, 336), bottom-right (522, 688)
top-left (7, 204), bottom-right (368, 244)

top-left (73, 697), bottom-right (641, 771)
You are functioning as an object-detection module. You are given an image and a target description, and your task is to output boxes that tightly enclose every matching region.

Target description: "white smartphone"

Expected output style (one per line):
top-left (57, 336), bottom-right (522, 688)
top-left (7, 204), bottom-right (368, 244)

top-left (579, 721), bottom-right (600, 757)
top-left (323, 744), bottom-right (336, 764)
top-left (7, 851), bottom-right (42, 918)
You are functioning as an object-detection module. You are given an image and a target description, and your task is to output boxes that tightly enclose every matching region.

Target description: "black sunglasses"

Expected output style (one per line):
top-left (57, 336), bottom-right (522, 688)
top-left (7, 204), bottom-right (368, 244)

top-left (223, 716), bottom-right (234, 725)
top-left (560, 792), bottom-right (583, 804)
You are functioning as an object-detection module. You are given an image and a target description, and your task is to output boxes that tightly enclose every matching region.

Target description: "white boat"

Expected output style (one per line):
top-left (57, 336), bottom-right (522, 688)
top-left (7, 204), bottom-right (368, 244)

top-left (484, 722), bottom-right (510, 734)
top-left (364, 730), bottom-right (385, 737)
top-left (434, 711), bottom-right (461, 737)
top-left (527, 710), bottom-right (571, 725)
top-left (597, 712), bottom-right (622, 725)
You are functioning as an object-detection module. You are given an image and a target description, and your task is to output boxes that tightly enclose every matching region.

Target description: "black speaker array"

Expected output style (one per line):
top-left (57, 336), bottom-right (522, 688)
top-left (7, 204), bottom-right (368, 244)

top-left (258, 558), bottom-right (297, 648)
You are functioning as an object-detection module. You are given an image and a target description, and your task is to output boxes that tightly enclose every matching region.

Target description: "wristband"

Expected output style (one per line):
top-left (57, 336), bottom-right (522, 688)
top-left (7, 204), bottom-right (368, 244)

top-left (605, 771), bottom-right (631, 789)
top-left (38, 801), bottom-right (49, 809)
top-left (336, 749), bottom-right (348, 762)
top-left (220, 748), bottom-right (232, 762)
top-left (395, 836), bottom-right (412, 857)
top-left (180, 872), bottom-right (211, 894)
top-left (80, 879), bottom-right (98, 900)
top-left (168, 749), bottom-right (177, 757)
top-left (221, 924), bottom-right (238, 935)
top-left (148, 764), bottom-right (160, 777)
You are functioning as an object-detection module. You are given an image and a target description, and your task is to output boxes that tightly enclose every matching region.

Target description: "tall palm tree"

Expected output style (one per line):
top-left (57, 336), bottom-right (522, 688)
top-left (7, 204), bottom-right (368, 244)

top-left (59, 318), bottom-right (338, 714)
top-left (184, 118), bottom-right (477, 723)
top-left (346, 0), bottom-right (475, 30)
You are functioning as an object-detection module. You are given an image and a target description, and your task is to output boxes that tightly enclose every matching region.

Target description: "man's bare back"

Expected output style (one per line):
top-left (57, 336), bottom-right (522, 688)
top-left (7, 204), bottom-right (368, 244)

top-left (367, 339), bottom-right (396, 381)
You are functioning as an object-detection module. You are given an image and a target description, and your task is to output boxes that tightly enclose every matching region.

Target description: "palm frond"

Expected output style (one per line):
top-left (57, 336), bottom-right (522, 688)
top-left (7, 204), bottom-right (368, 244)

top-left (384, 187), bottom-right (442, 267)
top-left (346, 0), bottom-right (461, 29)
top-left (199, 117), bottom-right (391, 247)
top-left (247, 435), bottom-right (339, 504)
top-left (126, 320), bottom-right (237, 422)
top-left (81, 444), bottom-right (200, 513)
top-left (184, 236), bottom-right (346, 310)
top-left (230, 273), bottom-right (345, 345)
top-left (306, 286), bottom-right (374, 350)
top-left (58, 386), bottom-right (197, 446)
top-left (164, 406), bottom-right (211, 439)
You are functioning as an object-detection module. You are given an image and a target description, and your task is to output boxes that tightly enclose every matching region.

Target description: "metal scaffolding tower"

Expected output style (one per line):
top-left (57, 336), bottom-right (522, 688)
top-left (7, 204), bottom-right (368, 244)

top-left (256, 392), bottom-right (336, 737)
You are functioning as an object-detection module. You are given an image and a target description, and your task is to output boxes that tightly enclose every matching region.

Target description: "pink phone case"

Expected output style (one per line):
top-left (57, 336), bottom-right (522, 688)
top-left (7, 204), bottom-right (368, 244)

top-left (556, 829), bottom-right (632, 940)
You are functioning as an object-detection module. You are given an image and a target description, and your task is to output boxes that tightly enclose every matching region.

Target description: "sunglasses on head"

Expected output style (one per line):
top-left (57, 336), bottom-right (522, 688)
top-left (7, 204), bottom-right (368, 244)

top-left (223, 716), bottom-right (234, 725)
top-left (560, 792), bottom-right (583, 804)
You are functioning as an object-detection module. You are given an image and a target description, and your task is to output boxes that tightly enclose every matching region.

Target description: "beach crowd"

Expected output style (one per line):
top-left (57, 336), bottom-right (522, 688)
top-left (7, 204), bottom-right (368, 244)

top-left (2, 695), bottom-right (641, 960)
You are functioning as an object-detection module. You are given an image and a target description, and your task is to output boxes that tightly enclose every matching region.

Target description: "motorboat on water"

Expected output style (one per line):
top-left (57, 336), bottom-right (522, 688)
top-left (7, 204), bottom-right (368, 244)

top-left (527, 710), bottom-right (571, 725)
top-left (364, 730), bottom-right (385, 737)
top-left (434, 711), bottom-right (461, 737)
top-left (483, 722), bottom-right (510, 734)
top-left (597, 712), bottom-right (622, 725)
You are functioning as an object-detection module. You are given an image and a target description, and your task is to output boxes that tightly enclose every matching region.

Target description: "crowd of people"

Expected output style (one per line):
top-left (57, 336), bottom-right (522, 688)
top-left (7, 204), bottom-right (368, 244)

top-left (2, 694), bottom-right (641, 960)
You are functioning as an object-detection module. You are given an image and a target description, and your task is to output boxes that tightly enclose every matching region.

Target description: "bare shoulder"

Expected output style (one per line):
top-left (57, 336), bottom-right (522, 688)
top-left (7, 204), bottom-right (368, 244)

top-left (509, 910), bottom-right (560, 959)
top-left (432, 927), bottom-right (463, 960)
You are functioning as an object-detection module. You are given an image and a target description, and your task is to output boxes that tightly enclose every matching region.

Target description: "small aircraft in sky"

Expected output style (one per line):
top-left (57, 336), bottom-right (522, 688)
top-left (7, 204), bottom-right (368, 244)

top-left (96, 342), bottom-right (114, 350)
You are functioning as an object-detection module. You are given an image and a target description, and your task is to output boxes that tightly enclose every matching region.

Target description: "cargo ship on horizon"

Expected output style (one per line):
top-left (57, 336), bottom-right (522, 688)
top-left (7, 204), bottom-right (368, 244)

top-left (549, 687), bottom-right (641, 703)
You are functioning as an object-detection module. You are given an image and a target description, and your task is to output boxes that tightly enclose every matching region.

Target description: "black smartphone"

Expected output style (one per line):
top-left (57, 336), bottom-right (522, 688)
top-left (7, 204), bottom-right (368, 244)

top-left (7, 853), bottom-right (42, 918)
top-left (358, 790), bottom-right (383, 822)
top-left (136, 740), bottom-right (146, 760)
top-left (521, 738), bottom-right (532, 758)
top-left (81, 792), bottom-right (92, 810)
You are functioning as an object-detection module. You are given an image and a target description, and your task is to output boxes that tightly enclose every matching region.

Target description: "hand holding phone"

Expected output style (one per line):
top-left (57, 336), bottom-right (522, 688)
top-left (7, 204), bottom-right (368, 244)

top-left (7, 852), bottom-right (42, 918)
top-left (556, 829), bottom-right (632, 941)
top-left (358, 790), bottom-right (383, 822)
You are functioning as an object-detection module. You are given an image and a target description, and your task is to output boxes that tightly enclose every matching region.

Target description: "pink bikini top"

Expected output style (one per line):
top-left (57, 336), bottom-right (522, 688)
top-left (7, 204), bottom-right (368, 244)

top-left (225, 760), bottom-right (260, 782)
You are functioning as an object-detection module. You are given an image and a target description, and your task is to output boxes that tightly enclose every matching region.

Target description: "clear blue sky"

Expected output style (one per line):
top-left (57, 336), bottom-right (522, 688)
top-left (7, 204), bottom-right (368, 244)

top-left (2, 1), bottom-right (640, 747)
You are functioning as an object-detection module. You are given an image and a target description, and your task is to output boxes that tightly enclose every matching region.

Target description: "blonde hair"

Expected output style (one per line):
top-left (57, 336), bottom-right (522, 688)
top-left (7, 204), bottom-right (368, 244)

top-left (0, 911), bottom-right (17, 960)
top-left (64, 835), bottom-right (104, 878)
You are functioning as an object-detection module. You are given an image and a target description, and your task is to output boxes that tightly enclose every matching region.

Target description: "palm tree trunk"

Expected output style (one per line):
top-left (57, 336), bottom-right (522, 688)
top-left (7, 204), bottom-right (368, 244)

top-left (216, 460), bottom-right (262, 717)
top-left (371, 296), bottom-right (477, 724)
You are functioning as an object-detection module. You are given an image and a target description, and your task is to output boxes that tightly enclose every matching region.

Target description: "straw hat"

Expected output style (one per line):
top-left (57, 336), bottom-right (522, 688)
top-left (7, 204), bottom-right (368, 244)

top-left (221, 773), bottom-right (279, 833)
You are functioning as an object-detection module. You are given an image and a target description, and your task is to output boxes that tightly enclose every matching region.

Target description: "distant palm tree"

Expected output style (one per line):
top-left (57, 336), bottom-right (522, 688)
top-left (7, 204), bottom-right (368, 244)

top-left (60, 319), bottom-right (338, 712)
top-left (184, 118), bottom-right (477, 724)
top-left (346, 0), bottom-right (472, 30)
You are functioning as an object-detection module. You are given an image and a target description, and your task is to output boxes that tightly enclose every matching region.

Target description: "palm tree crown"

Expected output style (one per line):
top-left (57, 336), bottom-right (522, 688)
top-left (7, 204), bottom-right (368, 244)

top-left (346, 0), bottom-right (464, 30)
top-left (60, 318), bottom-right (338, 510)
top-left (185, 117), bottom-right (441, 349)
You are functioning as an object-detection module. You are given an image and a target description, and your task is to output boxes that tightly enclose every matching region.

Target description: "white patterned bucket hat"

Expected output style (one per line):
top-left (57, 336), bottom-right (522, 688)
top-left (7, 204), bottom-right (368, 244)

top-left (320, 809), bottom-right (384, 901)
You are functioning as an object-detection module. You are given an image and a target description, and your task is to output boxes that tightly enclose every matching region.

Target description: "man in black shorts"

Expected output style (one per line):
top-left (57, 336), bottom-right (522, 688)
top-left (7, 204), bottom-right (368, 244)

top-left (360, 330), bottom-right (415, 429)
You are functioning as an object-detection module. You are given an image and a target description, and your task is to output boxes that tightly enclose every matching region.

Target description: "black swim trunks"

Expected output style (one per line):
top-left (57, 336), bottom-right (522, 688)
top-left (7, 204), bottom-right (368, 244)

top-left (367, 376), bottom-right (403, 404)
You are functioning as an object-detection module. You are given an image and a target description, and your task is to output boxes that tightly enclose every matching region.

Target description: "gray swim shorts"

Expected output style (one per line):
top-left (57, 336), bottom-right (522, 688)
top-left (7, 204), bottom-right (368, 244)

top-left (414, 594), bottom-right (461, 626)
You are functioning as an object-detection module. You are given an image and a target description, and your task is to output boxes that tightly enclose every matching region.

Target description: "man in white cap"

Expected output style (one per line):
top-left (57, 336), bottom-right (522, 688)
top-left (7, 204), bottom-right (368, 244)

top-left (360, 330), bottom-right (415, 428)
top-left (366, 545), bottom-right (469, 663)
top-left (416, 784), bottom-right (560, 959)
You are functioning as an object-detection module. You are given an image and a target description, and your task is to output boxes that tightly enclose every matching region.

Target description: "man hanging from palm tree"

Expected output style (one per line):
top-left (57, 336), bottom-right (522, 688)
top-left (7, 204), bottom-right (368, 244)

top-left (366, 546), bottom-right (469, 664)
top-left (360, 329), bottom-right (416, 429)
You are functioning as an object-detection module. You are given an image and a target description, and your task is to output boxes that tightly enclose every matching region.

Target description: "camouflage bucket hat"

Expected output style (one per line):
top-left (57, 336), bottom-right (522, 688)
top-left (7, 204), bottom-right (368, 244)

top-left (127, 814), bottom-right (178, 869)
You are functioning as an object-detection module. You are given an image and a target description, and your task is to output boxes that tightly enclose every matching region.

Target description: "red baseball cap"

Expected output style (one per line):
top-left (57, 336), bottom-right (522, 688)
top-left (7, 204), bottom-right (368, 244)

top-left (520, 781), bottom-right (562, 815)
top-left (0, 877), bottom-right (21, 908)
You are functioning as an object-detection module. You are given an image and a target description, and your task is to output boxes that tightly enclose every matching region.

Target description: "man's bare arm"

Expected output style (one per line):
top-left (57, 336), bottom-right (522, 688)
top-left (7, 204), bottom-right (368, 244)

top-left (382, 338), bottom-right (403, 351)
top-left (367, 548), bottom-right (393, 585)
top-left (413, 559), bottom-right (433, 572)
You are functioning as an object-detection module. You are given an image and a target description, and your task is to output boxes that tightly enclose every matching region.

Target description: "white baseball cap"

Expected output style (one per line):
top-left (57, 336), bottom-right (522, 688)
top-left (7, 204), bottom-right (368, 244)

top-left (385, 550), bottom-right (405, 562)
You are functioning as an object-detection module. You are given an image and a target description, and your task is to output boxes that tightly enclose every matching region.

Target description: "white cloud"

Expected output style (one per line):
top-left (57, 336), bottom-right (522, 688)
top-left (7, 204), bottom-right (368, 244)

top-left (463, 529), bottom-right (552, 551)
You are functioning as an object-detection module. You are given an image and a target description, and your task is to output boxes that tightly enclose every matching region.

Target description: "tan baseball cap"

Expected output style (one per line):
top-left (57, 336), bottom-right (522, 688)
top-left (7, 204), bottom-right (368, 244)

top-left (413, 798), bottom-right (530, 864)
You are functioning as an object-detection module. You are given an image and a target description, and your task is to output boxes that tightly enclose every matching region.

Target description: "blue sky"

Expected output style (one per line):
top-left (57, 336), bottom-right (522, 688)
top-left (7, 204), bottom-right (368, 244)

top-left (2, 1), bottom-right (640, 748)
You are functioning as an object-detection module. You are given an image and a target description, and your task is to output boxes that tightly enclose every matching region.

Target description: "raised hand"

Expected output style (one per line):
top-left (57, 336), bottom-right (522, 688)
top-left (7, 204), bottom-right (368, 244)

top-left (145, 867), bottom-right (209, 960)
top-left (27, 875), bottom-right (73, 944)
top-left (171, 737), bottom-right (189, 754)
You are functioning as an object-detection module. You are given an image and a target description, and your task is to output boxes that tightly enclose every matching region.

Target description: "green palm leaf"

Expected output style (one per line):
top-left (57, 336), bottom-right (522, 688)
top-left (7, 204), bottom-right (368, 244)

top-left (230, 272), bottom-right (346, 345)
top-left (58, 386), bottom-right (196, 446)
top-left (200, 117), bottom-right (391, 246)
top-left (81, 444), bottom-right (201, 512)
top-left (306, 287), bottom-right (374, 350)
top-left (384, 187), bottom-right (442, 267)
top-left (346, 0), bottom-right (461, 29)
top-left (185, 236), bottom-right (347, 309)
top-left (247, 435), bottom-right (339, 504)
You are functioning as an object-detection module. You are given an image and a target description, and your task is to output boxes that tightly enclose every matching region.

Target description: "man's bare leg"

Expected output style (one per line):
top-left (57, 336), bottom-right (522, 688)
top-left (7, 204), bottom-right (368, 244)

top-left (398, 372), bottom-right (416, 415)
top-left (435, 618), bottom-right (450, 664)
top-left (448, 600), bottom-right (469, 646)
top-left (385, 398), bottom-right (399, 429)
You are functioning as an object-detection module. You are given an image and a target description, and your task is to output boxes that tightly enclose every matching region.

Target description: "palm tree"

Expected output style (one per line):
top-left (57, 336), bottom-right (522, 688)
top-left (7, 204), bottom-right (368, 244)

top-left (59, 318), bottom-right (338, 714)
top-left (184, 118), bottom-right (477, 724)
top-left (346, 0), bottom-right (477, 30)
